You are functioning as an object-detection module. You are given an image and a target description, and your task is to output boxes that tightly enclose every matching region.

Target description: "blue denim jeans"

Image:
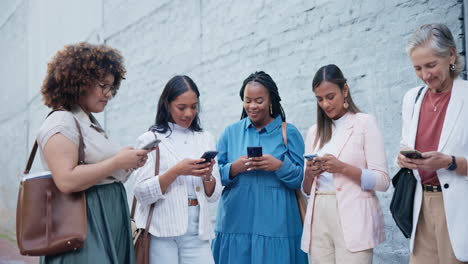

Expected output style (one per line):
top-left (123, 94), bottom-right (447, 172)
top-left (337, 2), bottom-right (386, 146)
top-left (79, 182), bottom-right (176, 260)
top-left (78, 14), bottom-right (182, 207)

top-left (149, 205), bottom-right (214, 264)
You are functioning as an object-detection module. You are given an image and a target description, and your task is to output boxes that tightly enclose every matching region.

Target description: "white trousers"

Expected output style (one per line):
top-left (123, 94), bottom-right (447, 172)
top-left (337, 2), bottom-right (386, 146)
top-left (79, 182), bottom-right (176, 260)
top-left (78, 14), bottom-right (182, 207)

top-left (310, 193), bottom-right (373, 264)
top-left (149, 205), bottom-right (214, 264)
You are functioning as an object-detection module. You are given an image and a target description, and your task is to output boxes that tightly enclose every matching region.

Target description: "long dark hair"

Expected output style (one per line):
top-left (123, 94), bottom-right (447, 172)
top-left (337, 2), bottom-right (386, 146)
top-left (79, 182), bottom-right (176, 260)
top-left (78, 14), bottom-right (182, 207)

top-left (239, 71), bottom-right (286, 121)
top-left (150, 75), bottom-right (203, 134)
top-left (312, 64), bottom-right (360, 149)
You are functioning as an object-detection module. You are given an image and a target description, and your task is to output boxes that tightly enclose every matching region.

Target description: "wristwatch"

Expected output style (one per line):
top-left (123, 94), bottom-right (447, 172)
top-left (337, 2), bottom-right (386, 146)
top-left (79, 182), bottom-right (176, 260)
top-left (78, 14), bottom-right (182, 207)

top-left (447, 155), bottom-right (457, 171)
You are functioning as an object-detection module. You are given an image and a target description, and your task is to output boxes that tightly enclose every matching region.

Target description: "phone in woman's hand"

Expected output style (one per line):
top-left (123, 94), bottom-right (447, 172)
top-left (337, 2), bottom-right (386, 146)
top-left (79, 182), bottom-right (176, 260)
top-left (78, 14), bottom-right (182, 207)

top-left (400, 149), bottom-right (423, 159)
top-left (304, 154), bottom-right (318, 161)
top-left (247, 147), bottom-right (263, 158)
top-left (141, 139), bottom-right (161, 150)
top-left (199, 151), bottom-right (218, 163)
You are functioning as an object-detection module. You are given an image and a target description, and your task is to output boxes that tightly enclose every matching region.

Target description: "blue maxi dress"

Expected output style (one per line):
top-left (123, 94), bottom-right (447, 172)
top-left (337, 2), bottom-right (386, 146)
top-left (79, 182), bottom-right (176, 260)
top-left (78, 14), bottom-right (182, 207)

top-left (212, 116), bottom-right (308, 264)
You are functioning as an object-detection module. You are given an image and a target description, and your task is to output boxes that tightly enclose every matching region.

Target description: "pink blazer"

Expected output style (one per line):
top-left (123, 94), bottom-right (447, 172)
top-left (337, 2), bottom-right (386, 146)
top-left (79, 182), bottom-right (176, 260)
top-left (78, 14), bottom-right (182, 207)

top-left (301, 113), bottom-right (390, 253)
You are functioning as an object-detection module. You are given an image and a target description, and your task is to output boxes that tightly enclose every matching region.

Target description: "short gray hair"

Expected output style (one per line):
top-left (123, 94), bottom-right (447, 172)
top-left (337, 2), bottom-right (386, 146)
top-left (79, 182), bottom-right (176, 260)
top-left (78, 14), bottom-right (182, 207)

top-left (406, 23), bottom-right (464, 78)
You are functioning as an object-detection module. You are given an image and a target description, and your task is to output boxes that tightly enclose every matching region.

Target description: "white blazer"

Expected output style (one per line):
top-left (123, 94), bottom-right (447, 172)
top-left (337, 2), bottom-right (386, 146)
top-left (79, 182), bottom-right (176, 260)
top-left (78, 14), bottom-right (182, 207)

top-left (400, 78), bottom-right (468, 261)
top-left (133, 130), bottom-right (222, 240)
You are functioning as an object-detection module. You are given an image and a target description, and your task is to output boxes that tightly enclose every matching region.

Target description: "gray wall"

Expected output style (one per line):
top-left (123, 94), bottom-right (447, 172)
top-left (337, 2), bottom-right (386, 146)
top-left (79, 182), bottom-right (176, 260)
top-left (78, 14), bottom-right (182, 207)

top-left (0, 0), bottom-right (463, 263)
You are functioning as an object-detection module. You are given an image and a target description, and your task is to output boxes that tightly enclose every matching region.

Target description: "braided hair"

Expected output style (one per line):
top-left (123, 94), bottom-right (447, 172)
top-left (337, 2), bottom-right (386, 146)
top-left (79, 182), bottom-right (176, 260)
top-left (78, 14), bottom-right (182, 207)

top-left (239, 71), bottom-right (286, 121)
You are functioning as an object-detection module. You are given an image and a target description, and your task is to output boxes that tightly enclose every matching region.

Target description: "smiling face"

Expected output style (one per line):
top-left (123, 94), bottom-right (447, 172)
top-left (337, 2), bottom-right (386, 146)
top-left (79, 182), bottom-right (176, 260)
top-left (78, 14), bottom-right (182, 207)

top-left (168, 89), bottom-right (199, 128)
top-left (314, 81), bottom-right (348, 120)
top-left (243, 81), bottom-right (273, 128)
top-left (410, 45), bottom-right (455, 92)
top-left (79, 73), bottom-right (114, 113)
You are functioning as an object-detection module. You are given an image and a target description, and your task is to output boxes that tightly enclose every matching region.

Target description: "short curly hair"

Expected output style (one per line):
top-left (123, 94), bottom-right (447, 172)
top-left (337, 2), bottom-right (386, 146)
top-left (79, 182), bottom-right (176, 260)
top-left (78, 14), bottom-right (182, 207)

top-left (41, 42), bottom-right (126, 110)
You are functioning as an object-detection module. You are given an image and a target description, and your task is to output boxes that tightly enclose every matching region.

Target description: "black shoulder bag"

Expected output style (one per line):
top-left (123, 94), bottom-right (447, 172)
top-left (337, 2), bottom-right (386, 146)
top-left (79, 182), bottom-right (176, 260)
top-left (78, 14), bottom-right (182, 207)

top-left (390, 86), bottom-right (424, 238)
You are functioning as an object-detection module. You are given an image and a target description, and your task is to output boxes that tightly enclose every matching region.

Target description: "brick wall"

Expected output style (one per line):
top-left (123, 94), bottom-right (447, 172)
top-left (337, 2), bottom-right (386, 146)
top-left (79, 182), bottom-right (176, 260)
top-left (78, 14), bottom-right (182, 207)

top-left (0, 0), bottom-right (463, 262)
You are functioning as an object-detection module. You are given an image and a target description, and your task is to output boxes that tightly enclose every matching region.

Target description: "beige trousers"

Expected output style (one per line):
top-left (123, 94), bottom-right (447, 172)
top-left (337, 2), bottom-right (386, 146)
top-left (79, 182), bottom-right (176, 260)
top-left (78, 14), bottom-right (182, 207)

top-left (310, 193), bottom-right (373, 264)
top-left (410, 191), bottom-right (467, 264)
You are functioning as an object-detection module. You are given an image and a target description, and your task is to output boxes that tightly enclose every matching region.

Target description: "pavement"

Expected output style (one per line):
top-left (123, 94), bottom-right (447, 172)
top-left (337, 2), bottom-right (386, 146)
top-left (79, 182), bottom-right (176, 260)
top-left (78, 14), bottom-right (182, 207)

top-left (0, 236), bottom-right (37, 264)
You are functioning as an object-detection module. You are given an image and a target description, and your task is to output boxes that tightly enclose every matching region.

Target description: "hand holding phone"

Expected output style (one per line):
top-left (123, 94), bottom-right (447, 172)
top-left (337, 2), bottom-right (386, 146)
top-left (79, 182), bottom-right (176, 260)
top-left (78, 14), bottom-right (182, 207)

top-left (141, 139), bottom-right (161, 150)
top-left (304, 154), bottom-right (318, 161)
top-left (199, 151), bottom-right (218, 164)
top-left (247, 146), bottom-right (263, 158)
top-left (400, 149), bottom-right (423, 159)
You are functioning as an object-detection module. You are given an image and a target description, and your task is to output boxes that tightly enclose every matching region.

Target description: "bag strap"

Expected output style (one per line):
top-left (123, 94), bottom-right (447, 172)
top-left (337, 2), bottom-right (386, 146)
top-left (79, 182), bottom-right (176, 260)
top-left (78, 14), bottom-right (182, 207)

top-left (130, 146), bottom-right (160, 233)
top-left (407, 86), bottom-right (425, 127)
top-left (130, 196), bottom-right (137, 219)
top-left (24, 110), bottom-right (85, 174)
top-left (282, 122), bottom-right (306, 225)
top-left (281, 122), bottom-right (288, 147)
top-left (414, 86), bottom-right (424, 104)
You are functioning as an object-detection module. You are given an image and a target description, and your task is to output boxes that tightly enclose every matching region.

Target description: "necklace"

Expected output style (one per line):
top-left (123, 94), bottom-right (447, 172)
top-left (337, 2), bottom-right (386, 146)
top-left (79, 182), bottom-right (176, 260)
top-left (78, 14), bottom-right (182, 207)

top-left (427, 92), bottom-right (440, 112)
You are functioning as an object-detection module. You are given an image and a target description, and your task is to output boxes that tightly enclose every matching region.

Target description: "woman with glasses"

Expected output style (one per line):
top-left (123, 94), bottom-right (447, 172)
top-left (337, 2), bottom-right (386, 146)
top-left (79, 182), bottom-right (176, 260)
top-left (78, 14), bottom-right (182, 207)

top-left (37, 42), bottom-right (151, 263)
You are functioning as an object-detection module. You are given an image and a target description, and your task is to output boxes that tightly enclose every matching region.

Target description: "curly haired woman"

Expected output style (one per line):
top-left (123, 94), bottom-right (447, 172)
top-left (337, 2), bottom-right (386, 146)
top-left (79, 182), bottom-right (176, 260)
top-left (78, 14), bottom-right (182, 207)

top-left (37, 42), bottom-right (151, 263)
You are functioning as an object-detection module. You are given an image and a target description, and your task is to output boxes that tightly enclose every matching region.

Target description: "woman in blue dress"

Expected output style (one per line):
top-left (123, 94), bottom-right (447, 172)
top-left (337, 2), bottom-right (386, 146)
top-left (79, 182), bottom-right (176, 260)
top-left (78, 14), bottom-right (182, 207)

top-left (212, 71), bottom-right (308, 263)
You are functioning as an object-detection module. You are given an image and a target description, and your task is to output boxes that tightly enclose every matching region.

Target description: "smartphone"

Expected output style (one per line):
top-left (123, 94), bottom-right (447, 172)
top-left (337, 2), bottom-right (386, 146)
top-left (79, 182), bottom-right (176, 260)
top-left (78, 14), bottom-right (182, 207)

top-left (199, 151), bottom-right (218, 163)
top-left (247, 146), bottom-right (263, 158)
top-left (141, 139), bottom-right (161, 150)
top-left (303, 154), bottom-right (318, 160)
top-left (400, 150), bottom-right (423, 159)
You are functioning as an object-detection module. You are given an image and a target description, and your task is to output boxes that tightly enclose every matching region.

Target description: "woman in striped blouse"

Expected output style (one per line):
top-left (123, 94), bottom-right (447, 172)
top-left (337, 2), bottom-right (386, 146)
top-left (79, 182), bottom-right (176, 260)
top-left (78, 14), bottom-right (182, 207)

top-left (133, 75), bottom-right (222, 264)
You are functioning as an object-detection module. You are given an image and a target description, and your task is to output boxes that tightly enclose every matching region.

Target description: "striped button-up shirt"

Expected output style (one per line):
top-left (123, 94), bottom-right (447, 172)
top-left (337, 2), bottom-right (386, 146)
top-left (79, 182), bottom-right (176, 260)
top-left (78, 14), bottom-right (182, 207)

top-left (133, 126), bottom-right (222, 240)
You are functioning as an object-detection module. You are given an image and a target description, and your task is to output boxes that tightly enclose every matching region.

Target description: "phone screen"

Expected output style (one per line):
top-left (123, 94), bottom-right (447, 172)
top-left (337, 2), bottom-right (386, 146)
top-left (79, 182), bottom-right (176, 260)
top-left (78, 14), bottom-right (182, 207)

top-left (247, 146), bottom-right (263, 158)
top-left (400, 150), bottom-right (423, 159)
top-left (200, 151), bottom-right (218, 163)
top-left (141, 139), bottom-right (161, 150)
top-left (304, 154), bottom-right (318, 160)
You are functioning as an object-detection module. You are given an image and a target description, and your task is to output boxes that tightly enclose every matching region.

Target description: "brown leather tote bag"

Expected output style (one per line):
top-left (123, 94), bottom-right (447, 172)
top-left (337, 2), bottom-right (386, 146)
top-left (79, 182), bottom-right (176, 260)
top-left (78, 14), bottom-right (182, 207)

top-left (16, 113), bottom-right (87, 256)
top-left (131, 146), bottom-right (160, 264)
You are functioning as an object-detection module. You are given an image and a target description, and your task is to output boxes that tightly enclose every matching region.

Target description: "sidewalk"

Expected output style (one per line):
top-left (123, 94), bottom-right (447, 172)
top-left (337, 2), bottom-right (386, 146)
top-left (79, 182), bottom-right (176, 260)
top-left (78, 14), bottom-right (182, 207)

top-left (0, 236), bottom-right (37, 264)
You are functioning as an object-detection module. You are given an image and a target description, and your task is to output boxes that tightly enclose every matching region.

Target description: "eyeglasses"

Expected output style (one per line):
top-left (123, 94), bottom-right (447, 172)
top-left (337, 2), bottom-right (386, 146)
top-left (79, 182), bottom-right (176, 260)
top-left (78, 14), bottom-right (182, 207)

top-left (97, 82), bottom-right (115, 96)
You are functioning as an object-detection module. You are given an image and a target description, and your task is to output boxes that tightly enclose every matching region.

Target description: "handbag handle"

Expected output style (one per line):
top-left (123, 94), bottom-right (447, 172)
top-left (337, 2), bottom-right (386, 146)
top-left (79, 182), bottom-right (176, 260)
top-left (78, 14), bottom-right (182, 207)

top-left (24, 110), bottom-right (85, 174)
top-left (130, 145), bottom-right (160, 233)
top-left (281, 122), bottom-right (288, 147)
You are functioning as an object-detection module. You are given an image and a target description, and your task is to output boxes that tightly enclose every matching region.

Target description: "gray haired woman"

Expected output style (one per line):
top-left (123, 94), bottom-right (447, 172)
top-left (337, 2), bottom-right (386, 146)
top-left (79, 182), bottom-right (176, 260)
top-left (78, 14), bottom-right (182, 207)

top-left (397, 23), bottom-right (468, 263)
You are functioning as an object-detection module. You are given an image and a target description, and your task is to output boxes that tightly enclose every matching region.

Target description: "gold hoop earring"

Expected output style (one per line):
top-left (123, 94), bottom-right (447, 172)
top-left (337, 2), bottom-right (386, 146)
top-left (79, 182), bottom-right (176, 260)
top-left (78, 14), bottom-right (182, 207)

top-left (450, 64), bottom-right (456, 71)
top-left (343, 98), bottom-right (349, 109)
top-left (270, 104), bottom-right (273, 115)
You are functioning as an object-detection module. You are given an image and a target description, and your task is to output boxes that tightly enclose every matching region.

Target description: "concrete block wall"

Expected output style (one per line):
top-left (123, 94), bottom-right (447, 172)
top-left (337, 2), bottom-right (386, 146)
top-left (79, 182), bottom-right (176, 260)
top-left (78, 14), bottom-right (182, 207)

top-left (0, 0), bottom-right (463, 262)
top-left (0, 0), bottom-right (104, 239)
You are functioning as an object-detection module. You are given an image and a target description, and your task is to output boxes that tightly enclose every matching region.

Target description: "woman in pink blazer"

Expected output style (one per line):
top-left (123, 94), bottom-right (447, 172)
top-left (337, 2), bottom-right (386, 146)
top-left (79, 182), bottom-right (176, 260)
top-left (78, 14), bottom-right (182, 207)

top-left (301, 64), bottom-right (390, 264)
